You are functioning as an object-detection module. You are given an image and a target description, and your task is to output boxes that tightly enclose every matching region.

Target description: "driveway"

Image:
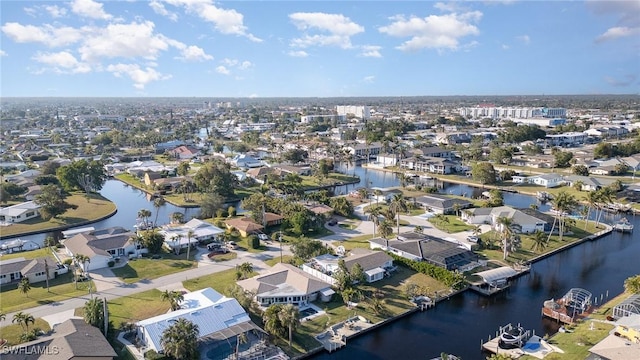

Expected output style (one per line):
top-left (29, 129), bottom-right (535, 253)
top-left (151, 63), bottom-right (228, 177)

top-left (89, 267), bottom-right (121, 292)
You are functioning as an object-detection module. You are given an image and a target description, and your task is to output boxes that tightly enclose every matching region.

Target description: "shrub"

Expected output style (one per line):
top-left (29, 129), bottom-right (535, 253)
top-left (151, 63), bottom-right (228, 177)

top-left (388, 253), bottom-right (466, 289)
top-left (227, 206), bottom-right (236, 217)
top-left (249, 235), bottom-right (260, 249)
top-left (144, 349), bottom-right (165, 360)
top-left (108, 260), bottom-right (115, 267)
top-left (63, 258), bottom-right (73, 266)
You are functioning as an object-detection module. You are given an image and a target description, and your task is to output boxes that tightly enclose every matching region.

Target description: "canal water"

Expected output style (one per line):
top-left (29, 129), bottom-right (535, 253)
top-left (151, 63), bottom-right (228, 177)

top-left (4, 168), bottom-right (639, 359)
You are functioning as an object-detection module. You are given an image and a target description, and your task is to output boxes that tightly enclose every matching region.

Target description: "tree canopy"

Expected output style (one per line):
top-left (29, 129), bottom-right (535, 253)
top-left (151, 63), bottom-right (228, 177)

top-left (34, 184), bottom-right (78, 220)
top-left (472, 162), bottom-right (497, 185)
top-left (56, 159), bottom-right (108, 192)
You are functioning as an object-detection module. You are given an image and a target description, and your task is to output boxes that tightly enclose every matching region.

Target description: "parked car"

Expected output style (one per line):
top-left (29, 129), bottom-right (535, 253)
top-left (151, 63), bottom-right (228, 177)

top-left (226, 241), bottom-right (238, 250)
top-left (257, 233), bottom-right (269, 241)
top-left (466, 236), bottom-right (479, 243)
top-left (328, 219), bottom-right (338, 226)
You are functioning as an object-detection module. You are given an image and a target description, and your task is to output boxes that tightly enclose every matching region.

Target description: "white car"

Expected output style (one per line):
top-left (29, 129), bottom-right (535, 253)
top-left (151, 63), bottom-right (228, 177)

top-left (466, 236), bottom-right (479, 243)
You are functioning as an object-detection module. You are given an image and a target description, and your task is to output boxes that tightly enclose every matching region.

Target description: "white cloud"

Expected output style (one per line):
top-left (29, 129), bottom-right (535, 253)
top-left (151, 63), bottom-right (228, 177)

top-left (379, 11), bottom-right (482, 52)
top-left (70, 0), bottom-right (113, 20)
top-left (0, 50), bottom-right (7, 57)
top-left (596, 27), bottom-right (640, 43)
top-left (289, 12), bottom-right (364, 49)
top-left (588, 0), bottom-right (640, 43)
top-left (165, 0), bottom-right (261, 42)
top-left (78, 21), bottom-right (172, 62)
top-left (177, 45), bottom-right (213, 61)
top-left (238, 61), bottom-right (252, 70)
top-left (216, 65), bottom-right (230, 75)
top-left (45, 5), bottom-right (68, 18)
top-left (31, 51), bottom-right (91, 73)
top-left (149, 0), bottom-right (178, 22)
top-left (219, 58), bottom-right (252, 71)
top-left (1, 23), bottom-right (85, 47)
top-left (363, 75), bottom-right (375, 83)
top-left (107, 63), bottom-right (170, 89)
top-left (222, 58), bottom-right (238, 67)
top-left (360, 45), bottom-right (382, 58)
top-left (516, 35), bottom-right (530, 44)
top-left (24, 7), bottom-right (38, 17)
top-left (287, 50), bottom-right (308, 57)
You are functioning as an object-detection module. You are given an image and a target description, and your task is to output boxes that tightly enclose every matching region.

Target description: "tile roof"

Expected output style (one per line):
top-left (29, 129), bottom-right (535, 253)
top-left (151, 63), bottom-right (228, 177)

top-left (238, 263), bottom-right (331, 298)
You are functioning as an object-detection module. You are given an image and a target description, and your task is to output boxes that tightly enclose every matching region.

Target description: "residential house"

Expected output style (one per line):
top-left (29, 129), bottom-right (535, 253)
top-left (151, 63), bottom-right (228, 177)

top-left (304, 203), bottom-right (334, 217)
top-left (545, 132), bottom-right (588, 147)
top-left (0, 201), bottom-right (41, 224)
top-left (3, 318), bottom-right (117, 360)
top-left (0, 256), bottom-right (62, 285)
top-left (245, 166), bottom-right (274, 183)
top-left (159, 218), bottom-right (225, 253)
top-left (399, 156), bottom-right (458, 174)
top-left (511, 175), bottom-right (530, 184)
top-left (237, 263), bottom-right (334, 308)
top-left (375, 153), bottom-right (399, 167)
top-left (588, 314), bottom-right (640, 359)
top-left (370, 188), bottom-right (403, 203)
top-left (169, 145), bottom-right (200, 160)
top-left (412, 146), bottom-right (455, 159)
top-left (224, 217), bottom-right (264, 237)
top-left (369, 232), bottom-right (478, 271)
top-left (24, 185), bottom-right (42, 201)
top-left (461, 206), bottom-right (548, 234)
top-left (345, 142), bottom-right (382, 158)
top-left (302, 248), bottom-right (393, 285)
top-left (137, 288), bottom-right (262, 356)
top-left (64, 227), bottom-right (137, 270)
top-left (436, 132), bottom-right (472, 145)
top-left (264, 212), bottom-right (284, 227)
top-left (414, 194), bottom-right (472, 215)
top-left (529, 173), bottom-right (564, 188)
top-left (563, 175), bottom-right (616, 192)
top-left (272, 164), bottom-right (312, 176)
top-left (231, 154), bottom-right (263, 169)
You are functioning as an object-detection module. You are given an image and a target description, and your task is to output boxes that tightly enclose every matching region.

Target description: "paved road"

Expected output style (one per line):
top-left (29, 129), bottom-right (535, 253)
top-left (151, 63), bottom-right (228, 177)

top-left (0, 245), bottom-right (292, 328)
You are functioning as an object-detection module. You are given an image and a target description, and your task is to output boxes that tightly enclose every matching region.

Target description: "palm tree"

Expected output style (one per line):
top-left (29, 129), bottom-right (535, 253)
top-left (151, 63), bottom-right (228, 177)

top-left (170, 211), bottom-right (185, 224)
top-left (161, 318), bottom-right (199, 360)
top-left (357, 187), bottom-right (369, 201)
top-left (368, 207), bottom-right (381, 238)
top-left (18, 277), bottom-right (31, 297)
top-left (186, 230), bottom-right (195, 261)
top-left (278, 304), bottom-right (300, 347)
top-left (551, 191), bottom-right (578, 242)
top-left (153, 197), bottom-right (166, 227)
top-left (389, 193), bottom-right (408, 234)
top-left (238, 262), bottom-right (254, 279)
top-left (452, 203), bottom-right (462, 217)
top-left (12, 312), bottom-right (35, 333)
top-left (530, 230), bottom-right (548, 253)
top-left (137, 208), bottom-right (152, 230)
top-left (161, 290), bottom-right (184, 311)
top-left (529, 203), bottom-right (539, 211)
top-left (472, 225), bottom-right (482, 237)
top-left (263, 304), bottom-right (285, 337)
top-left (496, 216), bottom-right (515, 260)
top-left (378, 219), bottom-right (393, 240)
top-left (595, 187), bottom-right (615, 227)
top-left (74, 253), bottom-right (90, 277)
top-left (414, 225), bottom-right (424, 234)
top-left (83, 298), bottom-right (105, 329)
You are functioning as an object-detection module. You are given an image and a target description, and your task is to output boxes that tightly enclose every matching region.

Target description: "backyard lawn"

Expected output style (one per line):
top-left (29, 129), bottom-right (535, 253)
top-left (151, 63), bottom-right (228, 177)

top-left (112, 255), bottom-right (197, 284)
top-left (0, 247), bottom-right (54, 261)
top-left (0, 193), bottom-right (116, 238)
top-left (0, 272), bottom-right (93, 313)
top-left (182, 268), bottom-right (257, 295)
top-left (264, 255), bottom-right (295, 267)
top-left (332, 234), bottom-right (376, 250)
top-left (428, 215), bottom-right (475, 233)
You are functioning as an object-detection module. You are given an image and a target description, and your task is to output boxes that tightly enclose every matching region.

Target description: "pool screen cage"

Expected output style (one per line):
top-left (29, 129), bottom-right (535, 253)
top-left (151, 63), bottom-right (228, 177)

top-left (562, 288), bottom-right (592, 313)
top-left (613, 294), bottom-right (640, 319)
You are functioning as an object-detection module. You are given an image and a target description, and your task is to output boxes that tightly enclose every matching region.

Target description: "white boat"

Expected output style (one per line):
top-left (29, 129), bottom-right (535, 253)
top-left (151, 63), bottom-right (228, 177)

top-left (612, 218), bottom-right (634, 233)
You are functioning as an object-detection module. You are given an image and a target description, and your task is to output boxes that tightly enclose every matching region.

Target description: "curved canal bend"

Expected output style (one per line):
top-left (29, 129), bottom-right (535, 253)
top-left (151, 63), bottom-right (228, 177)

top-left (4, 175), bottom-right (639, 359)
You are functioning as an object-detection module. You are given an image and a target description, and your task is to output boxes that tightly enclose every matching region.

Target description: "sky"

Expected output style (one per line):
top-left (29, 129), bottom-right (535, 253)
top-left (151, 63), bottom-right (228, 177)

top-left (1, 0), bottom-right (639, 97)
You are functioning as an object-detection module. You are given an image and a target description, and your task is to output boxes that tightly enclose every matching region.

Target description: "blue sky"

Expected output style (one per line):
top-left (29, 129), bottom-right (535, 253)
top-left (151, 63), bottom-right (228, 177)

top-left (1, 0), bottom-right (639, 97)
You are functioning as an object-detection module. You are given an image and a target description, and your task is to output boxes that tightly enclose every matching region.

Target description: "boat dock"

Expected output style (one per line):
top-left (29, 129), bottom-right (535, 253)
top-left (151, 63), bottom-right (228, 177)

top-left (541, 288), bottom-right (594, 324)
top-left (481, 323), bottom-right (564, 359)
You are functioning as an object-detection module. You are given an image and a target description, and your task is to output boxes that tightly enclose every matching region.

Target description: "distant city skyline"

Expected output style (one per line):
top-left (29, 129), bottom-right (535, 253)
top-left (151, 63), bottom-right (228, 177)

top-left (1, 0), bottom-right (639, 97)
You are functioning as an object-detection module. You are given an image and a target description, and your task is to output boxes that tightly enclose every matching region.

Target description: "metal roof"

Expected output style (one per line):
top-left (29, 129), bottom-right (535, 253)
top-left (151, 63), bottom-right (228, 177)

top-left (474, 267), bottom-right (518, 284)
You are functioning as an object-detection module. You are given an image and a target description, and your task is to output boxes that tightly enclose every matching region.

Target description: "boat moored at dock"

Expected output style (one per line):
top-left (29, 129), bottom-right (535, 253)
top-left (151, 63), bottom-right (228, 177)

top-left (612, 218), bottom-right (634, 233)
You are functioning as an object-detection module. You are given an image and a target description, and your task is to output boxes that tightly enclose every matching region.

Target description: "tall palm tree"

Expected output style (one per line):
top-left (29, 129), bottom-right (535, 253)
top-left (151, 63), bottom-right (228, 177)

top-left (452, 203), bottom-right (462, 217)
top-left (389, 193), bottom-right (408, 234)
top-left (161, 318), bottom-right (199, 360)
top-left (170, 211), bottom-right (185, 224)
top-left (153, 197), bottom-right (166, 227)
top-left (551, 191), bottom-right (578, 242)
top-left (278, 304), bottom-right (300, 347)
top-left (264, 304), bottom-right (285, 338)
top-left (186, 230), bottom-right (195, 261)
top-left (137, 208), bottom-right (152, 230)
top-left (496, 216), bottom-right (515, 260)
top-left (378, 219), bottom-right (393, 241)
top-left (74, 254), bottom-right (90, 277)
top-left (358, 187), bottom-right (369, 202)
top-left (83, 298), bottom-right (105, 329)
top-left (595, 187), bottom-right (614, 226)
top-left (368, 207), bottom-right (381, 238)
top-left (161, 290), bottom-right (184, 311)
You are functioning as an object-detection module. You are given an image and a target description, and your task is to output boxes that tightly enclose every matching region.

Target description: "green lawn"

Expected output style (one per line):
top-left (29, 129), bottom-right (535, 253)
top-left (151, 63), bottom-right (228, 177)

top-left (0, 193), bottom-right (116, 238)
top-left (478, 220), bottom-right (600, 264)
top-left (182, 268), bottom-right (257, 295)
top-left (332, 234), bottom-right (376, 250)
top-left (112, 256), bottom-right (197, 284)
top-left (264, 255), bottom-right (295, 267)
top-left (105, 289), bottom-right (168, 330)
top-left (0, 273), bottom-right (93, 313)
top-left (0, 318), bottom-right (51, 346)
top-left (428, 215), bottom-right (474, 233)
top-left (0, 247), bottom-right (54, 261)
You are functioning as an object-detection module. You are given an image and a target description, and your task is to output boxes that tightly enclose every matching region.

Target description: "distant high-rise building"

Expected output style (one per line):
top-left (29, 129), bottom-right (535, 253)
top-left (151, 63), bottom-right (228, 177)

top-left (336, 105), bottom-right (371, 120)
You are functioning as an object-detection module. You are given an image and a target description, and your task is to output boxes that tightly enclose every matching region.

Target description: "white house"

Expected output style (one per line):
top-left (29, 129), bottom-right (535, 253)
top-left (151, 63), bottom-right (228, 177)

top-left (529, 173), bottom-right (564, 188)
top-left (462, 206), bottom-right (547, 234)
top-left (137, 288), bottom-right (258, 355)
top-left (237, 263), bottom-right (334, 308)
top-left (63, 227), bottom-right (137, 270)
top-left (231, 154), bottom-right (263, 169)
top-left (159, 218), bottom-right (225, 253)
top-left (375, 153), bottom-right (399, 167)
top-left (0, 256), bottom-right (62, 285)
top-left (302, 249), bottom-right (393, 285)
top-left (0, 201), bottom-right (40, 224)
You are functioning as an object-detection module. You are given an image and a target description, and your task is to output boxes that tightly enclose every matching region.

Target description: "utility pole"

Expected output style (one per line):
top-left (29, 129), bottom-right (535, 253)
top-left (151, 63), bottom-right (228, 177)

top-left (279, 231), bottom-right (283, 263)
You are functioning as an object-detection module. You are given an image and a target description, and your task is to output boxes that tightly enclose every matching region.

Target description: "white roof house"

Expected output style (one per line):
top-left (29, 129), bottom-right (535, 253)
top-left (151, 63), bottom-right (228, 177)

top-left (159, 218), bottom-right (224, 252)
top-left (137, 288), bottom-right (253, 354)
top-left (0, 201), bottom-right (41, 224)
